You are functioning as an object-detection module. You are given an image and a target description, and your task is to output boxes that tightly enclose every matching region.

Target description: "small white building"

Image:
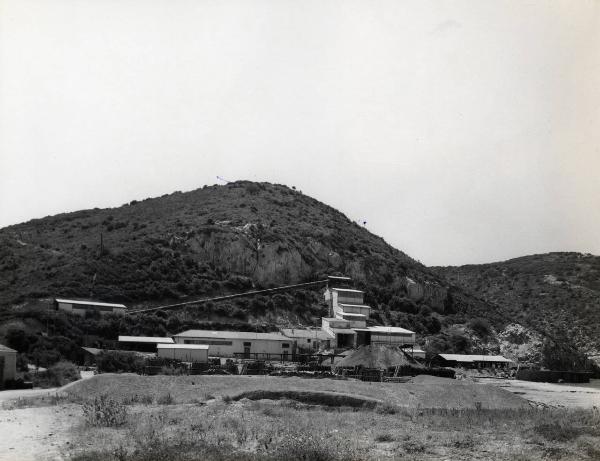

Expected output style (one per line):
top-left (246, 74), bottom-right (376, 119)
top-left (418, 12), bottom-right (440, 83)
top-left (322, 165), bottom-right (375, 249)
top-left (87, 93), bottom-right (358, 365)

top-left (0, 343), bottom-right (17, 387)
top-left (55, 298), bottom-right (126, 316)
top-left (157, 344), bottom-right (209, 362)
top-left (173, 330), bottom-right (293, 358)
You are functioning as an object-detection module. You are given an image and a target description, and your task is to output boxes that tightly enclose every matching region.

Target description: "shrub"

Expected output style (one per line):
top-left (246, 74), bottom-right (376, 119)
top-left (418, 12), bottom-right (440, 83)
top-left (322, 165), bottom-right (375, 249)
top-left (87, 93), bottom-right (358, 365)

top-left (82, 394), bottom-right (128, 427)
top-left (375, 433), bottom-right (395, 442)
top-left (34, 361), bottom-right (80, 388)
top-left (96, 351), bottom-right (145, 374)
top-left (469, 318), bottom-right (492, 338)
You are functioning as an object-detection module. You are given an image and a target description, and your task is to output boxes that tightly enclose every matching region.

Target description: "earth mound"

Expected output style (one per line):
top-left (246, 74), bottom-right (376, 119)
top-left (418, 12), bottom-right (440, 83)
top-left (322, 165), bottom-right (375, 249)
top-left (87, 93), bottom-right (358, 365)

top-left (335, 345), bottom-right (421, 370)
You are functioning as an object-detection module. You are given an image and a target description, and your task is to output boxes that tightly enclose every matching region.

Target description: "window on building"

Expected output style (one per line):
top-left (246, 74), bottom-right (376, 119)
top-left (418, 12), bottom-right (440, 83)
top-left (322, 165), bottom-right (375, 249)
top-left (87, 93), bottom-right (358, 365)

top-left (243, 342), bottom-right (251, 347)
top-left (307, 339), bottom-right (311, 343)
top-left (282, 343), bottom-right (290, 348)
top-left (184, 340), bottom-right (232, 346)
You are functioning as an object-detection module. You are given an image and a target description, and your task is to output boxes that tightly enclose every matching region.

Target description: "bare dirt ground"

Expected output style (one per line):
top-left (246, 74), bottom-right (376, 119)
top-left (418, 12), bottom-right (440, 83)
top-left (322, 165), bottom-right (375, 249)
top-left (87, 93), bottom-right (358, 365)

top-left (479, 379), bottom-right (600, 408)
top-left (0, 405), bottom-right (78, 461)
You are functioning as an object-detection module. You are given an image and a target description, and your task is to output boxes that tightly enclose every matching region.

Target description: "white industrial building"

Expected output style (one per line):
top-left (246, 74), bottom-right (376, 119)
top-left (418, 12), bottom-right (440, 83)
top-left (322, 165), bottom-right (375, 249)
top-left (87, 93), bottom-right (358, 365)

top-left (157, 344), bottom-right (209, 362)
top-left (173, 330), bottom-right (293, 358)
top-left (322, 286), bottom-right (416, 349)
top-left (55, 298), bottom-right (126, 316)
top-left (0, 343), bottom-right (17, 387)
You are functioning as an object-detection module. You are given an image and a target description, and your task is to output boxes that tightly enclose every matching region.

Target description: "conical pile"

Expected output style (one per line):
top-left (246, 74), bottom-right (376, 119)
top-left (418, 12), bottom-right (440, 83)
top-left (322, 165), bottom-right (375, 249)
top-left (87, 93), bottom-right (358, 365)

top-left (335, 344), bottom-right (422, 370)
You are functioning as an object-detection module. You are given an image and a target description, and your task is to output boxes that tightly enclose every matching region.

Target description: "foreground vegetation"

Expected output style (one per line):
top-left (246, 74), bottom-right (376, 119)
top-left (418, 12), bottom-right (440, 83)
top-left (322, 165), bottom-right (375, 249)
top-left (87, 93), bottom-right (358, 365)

top-left (4, 374), bottom-right (600, 460)
top-left (67, 392), bottom-right (600, 461)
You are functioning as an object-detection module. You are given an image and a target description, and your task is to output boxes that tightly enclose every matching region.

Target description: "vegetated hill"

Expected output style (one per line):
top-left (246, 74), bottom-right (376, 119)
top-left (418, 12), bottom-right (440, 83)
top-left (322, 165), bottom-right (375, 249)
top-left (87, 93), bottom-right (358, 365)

top-left (0, 181), bottom-right (591, 369)
top-left (435, 252), bottom-right (600, 355)
top-left (0, 181), bottom-right (437, 309)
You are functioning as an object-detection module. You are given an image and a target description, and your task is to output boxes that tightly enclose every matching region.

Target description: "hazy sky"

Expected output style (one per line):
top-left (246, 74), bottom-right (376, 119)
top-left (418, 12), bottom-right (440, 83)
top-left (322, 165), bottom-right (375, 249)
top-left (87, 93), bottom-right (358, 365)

top-left (1, 0), bottom-right (599, 266)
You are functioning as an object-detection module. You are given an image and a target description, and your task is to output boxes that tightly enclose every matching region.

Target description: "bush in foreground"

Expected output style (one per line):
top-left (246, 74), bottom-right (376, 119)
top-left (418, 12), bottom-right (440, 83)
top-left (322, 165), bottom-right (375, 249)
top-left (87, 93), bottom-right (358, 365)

top-left (82, 394), bottom-right (128, 427)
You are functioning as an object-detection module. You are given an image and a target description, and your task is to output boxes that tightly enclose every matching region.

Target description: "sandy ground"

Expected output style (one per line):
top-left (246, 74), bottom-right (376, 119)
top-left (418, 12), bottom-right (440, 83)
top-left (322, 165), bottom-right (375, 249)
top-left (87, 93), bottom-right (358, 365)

top-left (481, 379), bottom-right (600, 408)
top-left (0, 371), bottom-right (94, 461)
top-left (0, 405), bottom-right (78, 461)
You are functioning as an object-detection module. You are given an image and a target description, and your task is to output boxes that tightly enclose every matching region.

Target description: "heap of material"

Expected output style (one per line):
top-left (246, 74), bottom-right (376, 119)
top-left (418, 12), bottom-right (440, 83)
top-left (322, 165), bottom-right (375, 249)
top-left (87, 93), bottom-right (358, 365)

top-left (335, 345), bottom-right (423, 370)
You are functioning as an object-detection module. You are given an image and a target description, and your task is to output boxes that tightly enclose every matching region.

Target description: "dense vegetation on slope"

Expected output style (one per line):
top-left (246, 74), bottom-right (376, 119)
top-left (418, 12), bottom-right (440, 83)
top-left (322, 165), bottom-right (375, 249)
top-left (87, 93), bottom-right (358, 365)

top-left (435, 252), bottom-right (600, 355)
top-left (0, 181), bottom-right (595, 368)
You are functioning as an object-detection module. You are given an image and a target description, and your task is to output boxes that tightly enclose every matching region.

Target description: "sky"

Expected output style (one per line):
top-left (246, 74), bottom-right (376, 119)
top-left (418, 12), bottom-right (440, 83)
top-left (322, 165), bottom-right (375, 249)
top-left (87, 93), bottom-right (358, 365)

top-left (1, 0), bottom-right (599, 266)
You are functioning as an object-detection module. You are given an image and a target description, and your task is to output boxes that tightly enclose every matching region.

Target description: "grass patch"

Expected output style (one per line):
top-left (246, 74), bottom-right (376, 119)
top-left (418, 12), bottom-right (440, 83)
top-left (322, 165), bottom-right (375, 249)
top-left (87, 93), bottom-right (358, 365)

top-left (82, 394), bottom-right (128, 427)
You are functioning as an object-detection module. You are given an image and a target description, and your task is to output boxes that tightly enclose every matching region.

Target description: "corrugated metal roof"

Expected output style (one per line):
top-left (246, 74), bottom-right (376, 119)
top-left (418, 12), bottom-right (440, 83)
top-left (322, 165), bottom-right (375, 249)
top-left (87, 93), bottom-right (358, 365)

top-left (280, 329), bottom-right (331, 340)
top-left (367, 326), bottom-right (415, 334)
top-left (438, 354), bottom-right (513, 363)
top-left (340, 312), bottom-right (366, 317)
top-left (0, 343), bottom-right (17, 353)
top-left (81, 347), bottom-right (153, 358)
top-left (173, 330), bottom-right (289, 341)
top-left (56, 298), bottom-right (126, 308)
top-left (157, 344), bottom-right (209, 350)
top-left (118, 336), bottom-right (174, 344)
top-left (331, 288), bottom-right (363, 293)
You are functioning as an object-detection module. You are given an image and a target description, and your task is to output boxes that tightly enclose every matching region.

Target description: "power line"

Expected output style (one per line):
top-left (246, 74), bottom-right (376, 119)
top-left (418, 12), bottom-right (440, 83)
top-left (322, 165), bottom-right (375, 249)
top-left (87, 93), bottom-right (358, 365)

top-left (128, 279), bottom-right (329, 315)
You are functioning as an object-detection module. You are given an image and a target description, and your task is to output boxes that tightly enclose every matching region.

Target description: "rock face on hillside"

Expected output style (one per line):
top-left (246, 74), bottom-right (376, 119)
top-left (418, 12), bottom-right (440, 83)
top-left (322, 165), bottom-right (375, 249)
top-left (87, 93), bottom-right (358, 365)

top-left (497, 324), bottom-right (543, 364)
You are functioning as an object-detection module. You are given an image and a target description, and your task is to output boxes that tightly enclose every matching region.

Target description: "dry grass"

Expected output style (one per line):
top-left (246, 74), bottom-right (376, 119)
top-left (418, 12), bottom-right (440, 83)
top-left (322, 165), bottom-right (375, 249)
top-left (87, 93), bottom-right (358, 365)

top-left (64, 399), bottom-right (600, 461)
top-left (56, 374), bottom-right (600, 461)
top-left (65, 374), bottom-right (529, 410)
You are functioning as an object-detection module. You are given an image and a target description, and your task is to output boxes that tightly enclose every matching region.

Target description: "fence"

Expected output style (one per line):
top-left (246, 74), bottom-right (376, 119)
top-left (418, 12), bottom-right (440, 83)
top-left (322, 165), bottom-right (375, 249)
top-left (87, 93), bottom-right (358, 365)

top-left (232, 352), bottom-right (345, 364)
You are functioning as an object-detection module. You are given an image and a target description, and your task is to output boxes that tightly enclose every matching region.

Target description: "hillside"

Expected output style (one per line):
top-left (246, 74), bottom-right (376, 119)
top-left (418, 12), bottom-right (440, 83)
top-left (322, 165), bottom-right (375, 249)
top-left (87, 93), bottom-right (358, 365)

top-left (0, 181), bottom-right (594, 368)
top-left (435, 252), bottom-right (600, 355)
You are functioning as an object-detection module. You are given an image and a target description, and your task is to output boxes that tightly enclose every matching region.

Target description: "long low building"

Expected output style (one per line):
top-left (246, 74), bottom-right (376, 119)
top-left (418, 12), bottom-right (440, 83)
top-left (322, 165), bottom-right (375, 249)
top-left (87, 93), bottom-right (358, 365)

top-left (0, 344), bottom-right (17, 387)
top-left (157, 344), bottom-right (209, 362)
top-left (55, 298), bottom-right (126, 316)
top-left (432, 354), bottom-right (514, 369)
top-left (172, 330), bottom-right (293, 358)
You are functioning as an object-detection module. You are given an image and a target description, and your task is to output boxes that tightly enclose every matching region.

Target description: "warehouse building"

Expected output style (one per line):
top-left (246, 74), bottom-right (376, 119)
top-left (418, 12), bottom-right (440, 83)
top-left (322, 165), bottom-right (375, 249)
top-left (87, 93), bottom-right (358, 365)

top-left (432, 354), bottom-right (514, 369)
top-left (0, 343), bottom-right (17, 388)
top-left (55, 298), bottom-right (126, 316)
top-left (173, 330), bottom-right (293, 358)
top-left (157, 344), bottom-right (209, 362)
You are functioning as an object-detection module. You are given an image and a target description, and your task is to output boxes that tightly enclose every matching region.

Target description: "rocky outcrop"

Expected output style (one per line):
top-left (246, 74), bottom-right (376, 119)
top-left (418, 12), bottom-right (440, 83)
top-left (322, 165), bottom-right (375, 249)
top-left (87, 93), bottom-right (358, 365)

top-left (404, 277), bottom-right (448, 311)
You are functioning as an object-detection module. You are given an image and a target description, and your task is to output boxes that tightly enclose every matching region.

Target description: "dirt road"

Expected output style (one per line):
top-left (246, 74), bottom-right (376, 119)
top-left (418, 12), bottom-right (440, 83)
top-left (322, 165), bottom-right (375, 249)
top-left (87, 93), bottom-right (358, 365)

top-left (0, 405), bottom-right (78, 461)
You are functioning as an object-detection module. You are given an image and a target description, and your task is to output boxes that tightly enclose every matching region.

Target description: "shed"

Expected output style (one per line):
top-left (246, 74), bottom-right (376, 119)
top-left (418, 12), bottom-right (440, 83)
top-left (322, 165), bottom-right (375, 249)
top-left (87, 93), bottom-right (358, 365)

top-left (0, 343), bottom-right (17, 387)
top-left (433, 354), bottom-right (513, 369)
top-left (55, 298), bottom-right (126, 316)
top-left (157, 344), bottom-right (209, 362)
